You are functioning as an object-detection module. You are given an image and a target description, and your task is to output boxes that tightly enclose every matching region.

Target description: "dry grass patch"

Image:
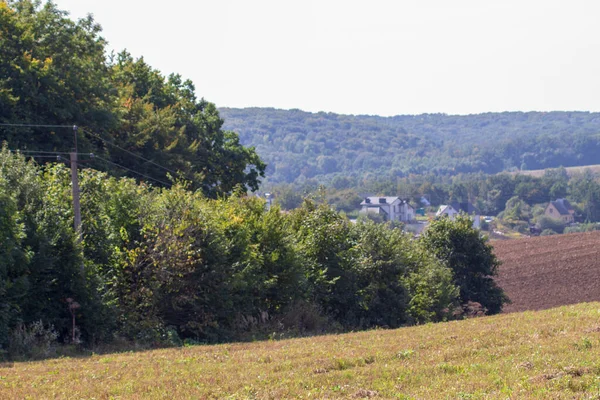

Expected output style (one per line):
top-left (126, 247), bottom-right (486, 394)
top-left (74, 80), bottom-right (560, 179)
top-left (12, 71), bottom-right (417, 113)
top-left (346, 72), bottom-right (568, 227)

top-left (512, 164), bottom-right (600, 178)
top-left (3, 303), bottom-right (600, 398)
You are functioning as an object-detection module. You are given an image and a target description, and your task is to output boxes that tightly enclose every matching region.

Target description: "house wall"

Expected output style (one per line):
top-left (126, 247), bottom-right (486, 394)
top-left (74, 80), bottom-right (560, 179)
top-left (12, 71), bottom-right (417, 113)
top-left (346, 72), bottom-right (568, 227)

top-left (545, 204), bottom-right (574, 223)
top-left (404, 205), bottom-right (415, 222)
top-left (445, 209), bottom-right (459, 220)
top-left (439, 206), bottom-right (480, 228)
top-left (360, 199), bottom-right (415, 222)
top-left (545, 204), bottom-right (560, 219)
top-left (388, 202), bottom-right (397, 221)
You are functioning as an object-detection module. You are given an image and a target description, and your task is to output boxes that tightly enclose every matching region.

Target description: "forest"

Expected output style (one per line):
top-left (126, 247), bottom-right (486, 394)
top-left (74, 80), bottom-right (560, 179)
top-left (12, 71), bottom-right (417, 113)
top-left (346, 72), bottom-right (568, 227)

top-left (220, 107), bottom-right (600, 185)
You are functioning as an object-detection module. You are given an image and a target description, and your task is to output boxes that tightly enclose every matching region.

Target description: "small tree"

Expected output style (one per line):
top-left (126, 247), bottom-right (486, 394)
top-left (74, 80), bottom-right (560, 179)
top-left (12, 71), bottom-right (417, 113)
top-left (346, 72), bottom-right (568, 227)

top-left (420, 215), bottom-right (509, 315)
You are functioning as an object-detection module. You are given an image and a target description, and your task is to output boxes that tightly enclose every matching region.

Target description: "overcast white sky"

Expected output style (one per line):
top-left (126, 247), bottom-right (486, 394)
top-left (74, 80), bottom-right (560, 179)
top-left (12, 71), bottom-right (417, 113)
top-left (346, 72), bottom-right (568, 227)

top-left (53, 0), bottom-right (600, 116)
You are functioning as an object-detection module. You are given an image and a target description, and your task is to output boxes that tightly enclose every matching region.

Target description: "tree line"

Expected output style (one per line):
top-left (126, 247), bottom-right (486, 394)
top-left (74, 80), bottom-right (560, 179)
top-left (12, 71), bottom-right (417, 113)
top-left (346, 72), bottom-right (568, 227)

top-left (268, 167), bottom-right (600, 227)
top-left (220, 107), bottom-right (600, 185)
top-left (0, 148), bottom-right (507, 358)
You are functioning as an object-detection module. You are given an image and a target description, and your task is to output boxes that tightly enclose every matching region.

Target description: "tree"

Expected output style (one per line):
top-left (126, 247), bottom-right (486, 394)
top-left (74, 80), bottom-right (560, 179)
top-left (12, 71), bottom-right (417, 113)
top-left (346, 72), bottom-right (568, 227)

top-left (569, 171), bottom-right (600, 222)
top-left (0, 147), bottom-right (89, 347)
top-left (0, 187), bottom-right (30, 345)
top-left (0, 1), bottom-right (266, 197)
top-left (0, 0), bottom-right (114, 148)
top-left (420, 215), bottom-right (508, 314)
top-left (107, 52), bottom-right (266, 196)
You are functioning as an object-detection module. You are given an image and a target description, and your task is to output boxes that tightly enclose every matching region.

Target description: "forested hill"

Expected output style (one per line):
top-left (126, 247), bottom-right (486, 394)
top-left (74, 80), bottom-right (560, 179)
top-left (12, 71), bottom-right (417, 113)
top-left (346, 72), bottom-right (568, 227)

top-left (220, 108), bottom-right (600, 184)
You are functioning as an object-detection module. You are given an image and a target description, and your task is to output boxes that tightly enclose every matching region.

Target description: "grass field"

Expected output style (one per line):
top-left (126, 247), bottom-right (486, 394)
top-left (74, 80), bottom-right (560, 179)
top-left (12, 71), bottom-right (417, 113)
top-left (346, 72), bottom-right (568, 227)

top-left (513, 164), bottom-right (600, 178)
top-left (3, 303), bottom-right (600, 399)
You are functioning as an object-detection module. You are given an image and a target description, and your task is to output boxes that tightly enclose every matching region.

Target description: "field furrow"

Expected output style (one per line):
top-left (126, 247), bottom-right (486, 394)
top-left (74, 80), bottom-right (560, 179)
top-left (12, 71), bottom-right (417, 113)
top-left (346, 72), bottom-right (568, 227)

top-left (494, 231), bottom-right (600, 313)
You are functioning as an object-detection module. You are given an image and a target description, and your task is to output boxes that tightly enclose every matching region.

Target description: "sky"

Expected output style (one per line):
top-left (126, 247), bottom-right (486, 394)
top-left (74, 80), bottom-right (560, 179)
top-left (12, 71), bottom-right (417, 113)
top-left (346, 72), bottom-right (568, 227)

top-left (52, 0), bottom-right (600, 116)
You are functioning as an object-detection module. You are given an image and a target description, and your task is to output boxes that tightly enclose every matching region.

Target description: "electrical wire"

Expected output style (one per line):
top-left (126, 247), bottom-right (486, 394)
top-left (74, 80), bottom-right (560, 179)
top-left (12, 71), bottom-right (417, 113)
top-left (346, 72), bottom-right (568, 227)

top-left (0, 123), bottom-right (74, 128)
top-left (91, 154), bottom-right (171, 187)
top-left (23, 155), bottom-right (64, 160)
top-left (3, 123), bottom-right (192, 186)
top-left (81, 128), bottom-right (179, 175)
top-left (10, 150), bottom-right (77, 155)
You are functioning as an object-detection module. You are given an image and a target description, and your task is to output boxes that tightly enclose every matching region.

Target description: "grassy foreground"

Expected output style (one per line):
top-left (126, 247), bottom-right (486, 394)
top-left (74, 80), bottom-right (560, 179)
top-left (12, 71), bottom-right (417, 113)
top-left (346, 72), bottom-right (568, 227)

top-left (3, 304), bottom-right (600, 399)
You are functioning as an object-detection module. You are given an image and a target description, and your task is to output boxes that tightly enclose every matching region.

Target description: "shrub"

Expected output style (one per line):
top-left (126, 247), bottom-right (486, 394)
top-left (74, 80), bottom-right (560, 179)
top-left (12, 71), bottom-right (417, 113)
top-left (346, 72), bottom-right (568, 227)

top-left (536, 215), bottom-right (566, 234)
top-left (6, 321), bottom-right (59, 360)
top-left (420, 215), bottom-right (509, 315)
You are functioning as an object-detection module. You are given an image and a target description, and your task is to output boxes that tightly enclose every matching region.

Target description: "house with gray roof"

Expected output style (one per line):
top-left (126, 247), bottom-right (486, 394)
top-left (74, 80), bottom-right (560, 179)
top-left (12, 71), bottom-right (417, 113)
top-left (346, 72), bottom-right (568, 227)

top-left (544, 198), bottom-right (575, 223)
top-left (359, 196), bottom-right (415, 222)
top-left (436, 201), bottom-right (481, 229)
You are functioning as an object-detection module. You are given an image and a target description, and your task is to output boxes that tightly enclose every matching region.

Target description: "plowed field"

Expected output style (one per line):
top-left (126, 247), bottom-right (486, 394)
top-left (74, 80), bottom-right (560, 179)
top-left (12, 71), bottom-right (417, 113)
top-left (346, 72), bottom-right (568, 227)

top-left (494, 231), bottom-right (600, 313)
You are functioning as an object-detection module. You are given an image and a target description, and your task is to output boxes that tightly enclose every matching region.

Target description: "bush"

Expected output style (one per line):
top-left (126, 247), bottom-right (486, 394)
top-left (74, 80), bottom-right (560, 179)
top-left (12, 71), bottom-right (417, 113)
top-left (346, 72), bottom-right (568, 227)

top-left (563, 223), bottom-right (600, 234)
top-left (6, 321), bottom-right (59, 360)
top-left (420, 215), bottom-right (509, 315)
top-left (541, 229), bottom-right (558, 236)
top-left (536, 215), bottom-right (566, 234)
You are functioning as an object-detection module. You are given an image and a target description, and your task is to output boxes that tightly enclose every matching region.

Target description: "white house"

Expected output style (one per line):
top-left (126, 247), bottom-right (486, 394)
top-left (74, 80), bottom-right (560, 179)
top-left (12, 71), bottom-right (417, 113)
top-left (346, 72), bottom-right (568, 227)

top-left (360, 197), bottom-right (415, 222)
top-left (436, 204), bottom-right (459, 219)
top-left (436, 202), bottom-right (481, 229)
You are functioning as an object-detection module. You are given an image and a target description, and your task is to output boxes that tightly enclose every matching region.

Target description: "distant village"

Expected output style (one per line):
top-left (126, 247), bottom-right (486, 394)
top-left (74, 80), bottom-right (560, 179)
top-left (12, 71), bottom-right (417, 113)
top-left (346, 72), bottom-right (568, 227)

top-left (261, 193), bottom-right (582, 238)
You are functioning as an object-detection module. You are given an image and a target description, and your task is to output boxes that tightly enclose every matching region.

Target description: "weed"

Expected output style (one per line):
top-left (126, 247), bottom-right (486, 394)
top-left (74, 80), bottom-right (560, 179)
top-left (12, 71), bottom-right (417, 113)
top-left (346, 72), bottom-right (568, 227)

top-left (574, 337), bottom-right (593, 350)
top-left (333, 358), bottom-right (355, 370)
top-left (437, 362), bottom-right (465, 374)
top-left (396, 350), bottom-right (414, 360)
top-left (363, 355), bottom-right (376, 364)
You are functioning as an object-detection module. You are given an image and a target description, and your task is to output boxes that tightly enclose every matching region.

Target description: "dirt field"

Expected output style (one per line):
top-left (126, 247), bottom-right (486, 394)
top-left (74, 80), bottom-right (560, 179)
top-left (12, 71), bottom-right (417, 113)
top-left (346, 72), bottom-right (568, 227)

top-left (494, 231), bottom-right (600, 313)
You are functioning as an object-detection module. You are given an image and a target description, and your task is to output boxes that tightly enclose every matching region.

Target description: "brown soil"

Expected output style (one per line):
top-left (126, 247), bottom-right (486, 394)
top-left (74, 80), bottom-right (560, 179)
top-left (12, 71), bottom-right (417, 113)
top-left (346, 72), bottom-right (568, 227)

top-left (493, 231), bottom-right (600, 313)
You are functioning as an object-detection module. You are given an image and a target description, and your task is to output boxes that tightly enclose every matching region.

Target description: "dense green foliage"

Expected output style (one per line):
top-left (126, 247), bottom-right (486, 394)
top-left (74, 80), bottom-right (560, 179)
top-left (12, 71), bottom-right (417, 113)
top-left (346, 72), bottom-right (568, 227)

top-left (421, 216), bottom-right (508, 314)
top-left (0, 0), bottom-right (265, 196)
top-left (0, 149), bottom-right (508, 357)
top-left (220, 107), bottom-right (600, 185)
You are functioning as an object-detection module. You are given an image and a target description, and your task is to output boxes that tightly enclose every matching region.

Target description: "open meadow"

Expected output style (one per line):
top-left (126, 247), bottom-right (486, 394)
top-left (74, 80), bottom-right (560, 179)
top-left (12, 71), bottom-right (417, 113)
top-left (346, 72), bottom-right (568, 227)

top-left (3, 303), bottom-right (600, 399)
top-left (512, 164), bottom-right (600, 178)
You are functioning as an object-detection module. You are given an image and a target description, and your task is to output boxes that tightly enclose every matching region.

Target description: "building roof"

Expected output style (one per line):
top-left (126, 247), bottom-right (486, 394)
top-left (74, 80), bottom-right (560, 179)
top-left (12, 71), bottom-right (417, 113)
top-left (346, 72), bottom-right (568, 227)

top-left (549, 198), bottom-right (574, 215)
top-left (360, 197), bottom-right (415, 210)
top-left (436, 205), bottom-right (456, 216)
top-left (360, 196), bottom-right (399, 206)
top-left (450, 202), bottom-right (480, 215)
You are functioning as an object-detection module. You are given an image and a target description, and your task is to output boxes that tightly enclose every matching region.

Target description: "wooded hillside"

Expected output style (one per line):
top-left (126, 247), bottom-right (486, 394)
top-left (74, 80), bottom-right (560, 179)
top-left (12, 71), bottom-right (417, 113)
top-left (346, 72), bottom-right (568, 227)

top-left (220, 107), bottom-right (600, 184)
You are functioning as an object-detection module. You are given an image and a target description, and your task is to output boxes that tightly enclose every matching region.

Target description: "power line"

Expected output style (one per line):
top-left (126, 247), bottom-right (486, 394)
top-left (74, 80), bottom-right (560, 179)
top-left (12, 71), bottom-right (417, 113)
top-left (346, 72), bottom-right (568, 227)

top-left (91, 154), bottom-right (171, 187)
top-left (0, 123), bottom-right (74, 128)
top-left (23, 155), bottom-right (65, 160)
top-left (3, 122), bottom-right (193, 185)
top-left (81, 128), bottom-right (178, 175)
top-left (11, 150), bottom-right (78, 155)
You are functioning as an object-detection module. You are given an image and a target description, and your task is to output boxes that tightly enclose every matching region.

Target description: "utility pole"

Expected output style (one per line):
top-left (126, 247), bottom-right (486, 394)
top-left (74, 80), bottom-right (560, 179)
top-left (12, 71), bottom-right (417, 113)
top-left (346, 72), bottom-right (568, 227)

top-left (70, 125), bottom-right (82, 241)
